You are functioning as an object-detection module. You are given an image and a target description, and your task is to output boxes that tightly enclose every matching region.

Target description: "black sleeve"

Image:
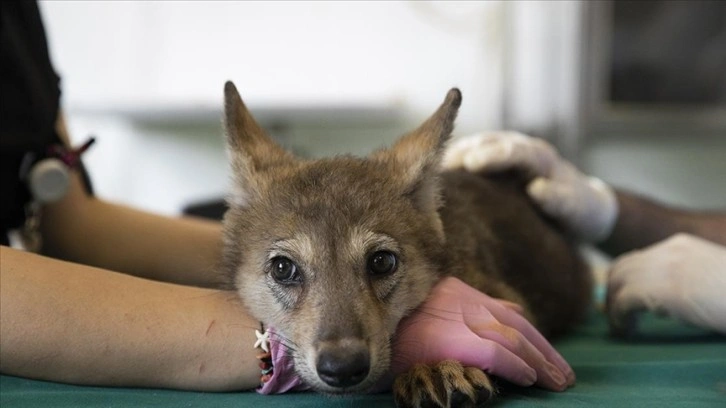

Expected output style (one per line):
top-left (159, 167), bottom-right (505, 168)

top-left (0, 0), bottom-right (61, 151)
top-left (0, 1), bottom-right (92, 243)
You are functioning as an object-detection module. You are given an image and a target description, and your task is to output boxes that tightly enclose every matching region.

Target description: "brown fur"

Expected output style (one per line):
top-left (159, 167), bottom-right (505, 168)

top-left (220, 81), bottom-right (591, 407)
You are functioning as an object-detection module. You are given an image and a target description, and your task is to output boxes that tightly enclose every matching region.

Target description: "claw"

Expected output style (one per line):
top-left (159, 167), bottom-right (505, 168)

top-left (393, 361), bottom-right (496, 408)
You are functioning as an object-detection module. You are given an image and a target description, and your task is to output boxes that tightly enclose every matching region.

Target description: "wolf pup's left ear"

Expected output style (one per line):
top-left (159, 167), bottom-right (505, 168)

top-left (224, 81), bottom-right (294, 206)
top-left (372, 88), bottom-right (461, 214)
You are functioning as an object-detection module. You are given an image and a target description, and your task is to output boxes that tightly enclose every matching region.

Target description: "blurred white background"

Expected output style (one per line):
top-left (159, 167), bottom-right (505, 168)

top-left (38, 0), bottom-right (725, 216)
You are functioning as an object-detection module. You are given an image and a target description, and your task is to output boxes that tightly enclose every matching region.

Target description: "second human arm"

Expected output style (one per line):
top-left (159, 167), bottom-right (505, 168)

top-left (601, 190), bottom-right (726, 256)
top-left (39, 114), bottom-right (225, 288)
top-left (443, 131), bottom-right (726, 255)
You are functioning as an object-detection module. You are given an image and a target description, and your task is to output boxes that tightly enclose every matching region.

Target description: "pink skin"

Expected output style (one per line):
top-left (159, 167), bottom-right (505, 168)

top-left (389, 277), bottom-right (575, 391)
top-left (259, 277), bottom-right (575, 394)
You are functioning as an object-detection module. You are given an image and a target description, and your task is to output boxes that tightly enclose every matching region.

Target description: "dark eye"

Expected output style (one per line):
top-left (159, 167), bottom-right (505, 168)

top-left (270, 256), bottom-right (300, 284)
top-left (367, 251), bottom-right (398, 276)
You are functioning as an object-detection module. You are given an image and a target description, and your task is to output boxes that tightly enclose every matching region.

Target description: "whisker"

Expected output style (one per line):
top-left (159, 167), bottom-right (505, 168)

top-left (270, 331), bottom-right (301, 355)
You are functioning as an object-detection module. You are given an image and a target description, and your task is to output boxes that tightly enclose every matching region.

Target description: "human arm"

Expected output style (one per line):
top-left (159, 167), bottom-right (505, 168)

top-left (443, 131), bottom-right (726, 254)
top-left (388, 277), bottom-right (574, 392)
top-left (0, 245), bottom-right (261, 391)
top-left (444, 132), bottom-right (726, 336)
top-left (38, 113), bottom-right (225, 288)
top-left (600, 190), bottom-right (726, 256)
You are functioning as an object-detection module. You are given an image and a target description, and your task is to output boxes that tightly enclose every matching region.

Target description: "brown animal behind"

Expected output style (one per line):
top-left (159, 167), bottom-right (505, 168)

top-left (440, 170), bottom-right (591, 338)
top-left (221, 81), bottom-right (592, 408)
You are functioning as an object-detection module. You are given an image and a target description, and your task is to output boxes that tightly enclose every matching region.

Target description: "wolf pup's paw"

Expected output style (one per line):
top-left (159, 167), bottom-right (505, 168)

top-left (393, 360), bottom-right (495, 408)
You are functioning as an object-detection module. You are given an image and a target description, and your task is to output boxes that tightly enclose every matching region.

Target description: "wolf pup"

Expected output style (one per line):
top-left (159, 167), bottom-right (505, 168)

top-left (221, 81), bottom-right (591, 408)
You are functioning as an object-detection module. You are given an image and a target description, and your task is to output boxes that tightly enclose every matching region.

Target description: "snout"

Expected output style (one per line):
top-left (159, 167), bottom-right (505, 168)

top-left (315, 338), bottom-right (370, 388)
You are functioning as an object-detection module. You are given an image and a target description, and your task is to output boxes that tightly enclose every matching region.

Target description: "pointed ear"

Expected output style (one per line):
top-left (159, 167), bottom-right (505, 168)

top-left (372, 88), bottom-right (461, 212)
top-left (224, 81), bottom-right (294, 206)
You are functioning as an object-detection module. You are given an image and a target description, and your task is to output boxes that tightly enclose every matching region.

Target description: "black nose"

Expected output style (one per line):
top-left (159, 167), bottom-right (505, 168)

top-left (316, 345), bottom-right (370, 388)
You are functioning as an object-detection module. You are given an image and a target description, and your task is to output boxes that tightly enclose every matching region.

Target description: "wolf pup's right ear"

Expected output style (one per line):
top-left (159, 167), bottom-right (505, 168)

top-left (223, 81), bottom-right (294, 207)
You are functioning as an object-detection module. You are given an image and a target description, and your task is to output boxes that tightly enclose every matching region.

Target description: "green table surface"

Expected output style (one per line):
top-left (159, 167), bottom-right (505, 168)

top-left (2, 312), bottom-right (724, 407)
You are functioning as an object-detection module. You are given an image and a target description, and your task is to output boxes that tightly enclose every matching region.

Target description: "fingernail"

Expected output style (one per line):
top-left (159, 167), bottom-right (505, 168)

top-left (565, 367), bottom-right (576, 385)
top-left (547, 363), bottom-right (567, 390)
top-left (551, 355), bottom-right (575, 385)
top-left (525, 367), bottom-right (537, 386)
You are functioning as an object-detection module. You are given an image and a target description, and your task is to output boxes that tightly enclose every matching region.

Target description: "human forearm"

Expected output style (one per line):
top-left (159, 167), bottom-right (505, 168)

top-left (87, 200), bottom-right (225, 287)
top-left (40, 172), bottom-right (226, 287)
top-left (600, 190), bottom-right (726, 257)
top-left (40, 112), bottom-right (226, 287)
top-left (0, 246), bottom-right (260, 391)
top-left (443, 133), bottom-right (725, 254)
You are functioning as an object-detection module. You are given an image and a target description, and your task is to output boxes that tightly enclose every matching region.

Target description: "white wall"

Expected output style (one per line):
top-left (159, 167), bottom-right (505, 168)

top-left (39, 0), bottom-right (509, 214)
top-left (502, 0), bottom-right (584, 158)
top-left (41, 1), bottom-right (510, 130)
top-left (38, 1), bottom-right (723, 215)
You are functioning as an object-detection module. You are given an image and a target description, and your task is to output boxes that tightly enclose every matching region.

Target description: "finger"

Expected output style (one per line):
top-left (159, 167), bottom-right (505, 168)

top-left (461, 141), bottom-right (516, 173)
top-left (605, 254), bottom-right (645, 317)
top-left (505, 137), bottom-right (558, 177)
top-left (606, 284), bottom-right (648, 337)
top-left (454, 282), bottom-right (574, 387)
top-left (526, 178), bottom-right (572, 219)
top-left (465, 139), bottom-right (555, 177)
top-left (442, 133), bottom-right (502, 169)
top-left (607, 251), bottom-right (643, 289)
top-left (469, 322), bottom-right (569, 391)
top-left (455, 335), bottom-right (538, 387)
top-left (398, 319), bottom-right (539, 387)
top-left (497, 299), bottom-right (525, 315)
top-left (441, 140), bottom-right (471, 169)
top-left (444, 132), bottom-right (557, 176)
top-left (526, 178), bottom-right (589, 243)
top-left (474, 302), bottom-right (575, 387)
top-left (609, 309), bottom-right (641, 338)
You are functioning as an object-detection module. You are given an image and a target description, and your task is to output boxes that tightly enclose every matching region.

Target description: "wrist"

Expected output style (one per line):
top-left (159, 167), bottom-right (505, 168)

top-left (161, 289), bottom-right (261, 391)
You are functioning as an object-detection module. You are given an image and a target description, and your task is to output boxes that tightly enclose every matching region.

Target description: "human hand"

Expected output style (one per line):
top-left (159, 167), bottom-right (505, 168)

top-left (443, 131), bottom-right (618, 242)
top-left (607, 233), bottom-right (726, 337)
top-left (390, 277), bottom-right (575, 392)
